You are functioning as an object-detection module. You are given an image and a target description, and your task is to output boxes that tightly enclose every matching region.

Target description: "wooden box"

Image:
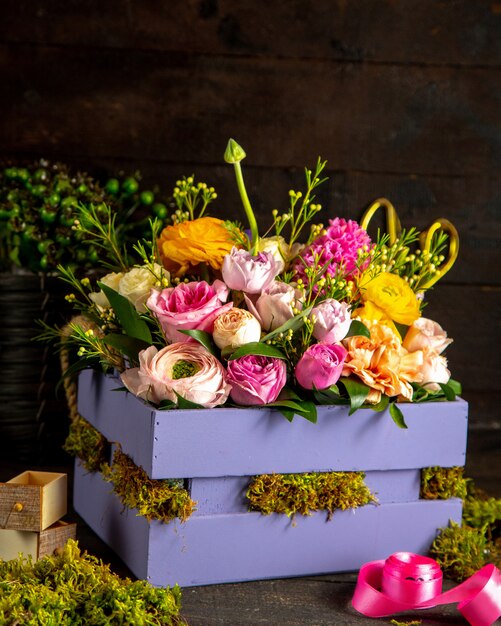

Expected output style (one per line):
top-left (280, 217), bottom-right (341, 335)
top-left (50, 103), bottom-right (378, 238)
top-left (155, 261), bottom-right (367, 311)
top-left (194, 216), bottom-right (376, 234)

top-left (0, 471), bottom-right (67, 532)
top-left (74, 370), bottom-right (468, 587)
top-left (0, 520), bottom-right (77, 561)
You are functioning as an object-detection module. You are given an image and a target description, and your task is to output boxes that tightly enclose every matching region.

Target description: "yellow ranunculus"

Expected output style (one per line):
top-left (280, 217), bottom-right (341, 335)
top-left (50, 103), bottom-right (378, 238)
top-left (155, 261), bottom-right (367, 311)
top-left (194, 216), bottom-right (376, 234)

top-left (158, 217), bottom-right (238, 277)
top-left (357, 272), bottom-right (421, 326)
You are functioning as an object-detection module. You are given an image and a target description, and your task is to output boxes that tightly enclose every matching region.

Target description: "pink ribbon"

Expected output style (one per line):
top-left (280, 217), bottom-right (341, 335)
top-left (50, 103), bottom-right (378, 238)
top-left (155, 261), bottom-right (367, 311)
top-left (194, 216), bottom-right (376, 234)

top-left (352, 552), bottom-right (501, 626)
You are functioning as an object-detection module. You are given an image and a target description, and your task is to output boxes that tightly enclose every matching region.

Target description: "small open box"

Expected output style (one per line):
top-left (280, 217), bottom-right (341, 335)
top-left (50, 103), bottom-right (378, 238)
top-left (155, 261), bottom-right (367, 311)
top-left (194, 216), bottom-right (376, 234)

top-left (0, 520), bottom-right (77, 561)
top-left (0, 471), bottom-right (67, 532)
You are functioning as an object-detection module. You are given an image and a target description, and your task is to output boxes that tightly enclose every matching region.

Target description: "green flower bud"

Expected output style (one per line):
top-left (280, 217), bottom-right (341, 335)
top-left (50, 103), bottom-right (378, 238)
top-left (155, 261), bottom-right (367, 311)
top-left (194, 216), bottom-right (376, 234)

top-left (224, 138), bottom-right (246, 164)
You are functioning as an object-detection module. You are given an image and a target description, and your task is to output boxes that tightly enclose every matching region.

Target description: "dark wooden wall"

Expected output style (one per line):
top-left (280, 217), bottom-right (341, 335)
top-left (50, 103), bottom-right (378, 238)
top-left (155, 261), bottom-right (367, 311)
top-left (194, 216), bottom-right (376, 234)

top-left (1, 1), bottom-right (500, 427)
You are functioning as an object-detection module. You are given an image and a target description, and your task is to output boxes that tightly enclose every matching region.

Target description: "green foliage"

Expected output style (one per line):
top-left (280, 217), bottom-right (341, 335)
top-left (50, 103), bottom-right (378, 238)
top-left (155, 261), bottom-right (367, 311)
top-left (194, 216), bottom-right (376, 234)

top-left (429, 521), bottom-right (495, 582)
top-left (63, 415), bottom-right (109, 473)
top-left (0, 160), bottom-right (161, 273)
top-left (247, 471), bottom-right (376, 518)
top-left (420, 466), bottom-right (468, 500)
top-left (429, 477), bottom-right (501, 582)
top-left (0, 539), bottom-right (185, 625)
top-left (103, 449), bottom-right (196, 524)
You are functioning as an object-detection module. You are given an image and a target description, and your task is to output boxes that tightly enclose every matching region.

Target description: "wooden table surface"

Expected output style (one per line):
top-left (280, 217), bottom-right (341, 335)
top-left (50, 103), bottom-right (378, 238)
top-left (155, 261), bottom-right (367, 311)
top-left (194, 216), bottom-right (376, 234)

top-left (1, 428), bottom-right (499, 626)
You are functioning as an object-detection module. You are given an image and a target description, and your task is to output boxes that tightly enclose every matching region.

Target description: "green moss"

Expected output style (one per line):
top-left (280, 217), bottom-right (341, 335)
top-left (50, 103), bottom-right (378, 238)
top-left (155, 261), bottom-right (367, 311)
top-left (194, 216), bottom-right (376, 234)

top-left (429, 521), bottom-right (497, 582)
top-left (420, 466), bottom-right (467, 500)
top-left (63, 414), bottom-right (109, 472)
top-left (463, 484), bottom-right (501, 528)
top-left (103, 449), bottom-right (196, 524)
top-left (0, 539), bottom-right (186, 625)
top-left (247, 471), bottom-right (376, 518)
top-left (390, 620), bottom-right (422, 626)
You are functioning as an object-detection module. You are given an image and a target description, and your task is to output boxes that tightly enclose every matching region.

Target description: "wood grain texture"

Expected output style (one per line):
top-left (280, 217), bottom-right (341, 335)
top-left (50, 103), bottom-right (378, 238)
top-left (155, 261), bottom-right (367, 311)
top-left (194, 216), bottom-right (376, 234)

top-left (38, 520), bottom-right (77, 558)
top-left (0, 45), bottom-right (500, 178)
top-left (0, 0), bottom-right (499, 67)
top-left (0, 483), bottom-right (41, 531)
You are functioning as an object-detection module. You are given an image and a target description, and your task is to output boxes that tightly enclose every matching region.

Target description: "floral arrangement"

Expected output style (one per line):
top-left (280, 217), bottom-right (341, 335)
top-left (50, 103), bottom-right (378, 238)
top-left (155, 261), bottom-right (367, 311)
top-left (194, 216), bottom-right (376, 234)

top-left (43, 140), bottom-right (461, 427)
top-left (0, 160), bottom-right (167, 273)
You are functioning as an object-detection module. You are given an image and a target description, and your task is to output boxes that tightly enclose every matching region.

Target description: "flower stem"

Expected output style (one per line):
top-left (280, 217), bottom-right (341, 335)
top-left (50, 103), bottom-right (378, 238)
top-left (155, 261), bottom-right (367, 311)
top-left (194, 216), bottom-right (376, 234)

top-left (224, 139), bottom-right (259, 254)
top-left (233, 161), bottom-right (259, 253)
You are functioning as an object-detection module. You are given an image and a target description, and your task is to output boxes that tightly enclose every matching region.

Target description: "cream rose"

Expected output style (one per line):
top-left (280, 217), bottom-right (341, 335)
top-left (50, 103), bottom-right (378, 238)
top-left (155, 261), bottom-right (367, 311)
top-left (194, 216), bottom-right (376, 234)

top-left (403, 317), bottom-right (453, 355)
top-left (257, 236), bottom-right (290, 273)
top-left (119, 264), bottom-right (169, 313)
top-left (89, 271), bottom-right (124, 309)
top-left (120, 343), bottom-right (231, 407)
top-left (419, 347), bottom-right (451, 391)
top-left (213, 308), bottom-right (262, 350)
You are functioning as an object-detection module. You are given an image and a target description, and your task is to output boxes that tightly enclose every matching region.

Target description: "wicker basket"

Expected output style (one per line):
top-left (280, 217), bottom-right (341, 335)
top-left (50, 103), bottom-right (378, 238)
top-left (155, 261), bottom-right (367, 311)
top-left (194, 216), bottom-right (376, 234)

top-left (0, 271), bottom-right (70, 462)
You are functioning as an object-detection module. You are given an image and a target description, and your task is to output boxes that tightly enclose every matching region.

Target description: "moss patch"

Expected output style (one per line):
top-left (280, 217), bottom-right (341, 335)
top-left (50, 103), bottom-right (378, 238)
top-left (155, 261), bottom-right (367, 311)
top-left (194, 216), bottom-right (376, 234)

top-left (0, 539), bottom-right (185, 625)
top-left (63, 414), bottom-right (109, 472)
top-left (420, 466), bottom-right (467, 500)
top-left (430, 480), bottom-right (501, 582)
top-left (247, 471), bottom-right (376, 518)
top-left (103, 448), bottom-right (196, 524)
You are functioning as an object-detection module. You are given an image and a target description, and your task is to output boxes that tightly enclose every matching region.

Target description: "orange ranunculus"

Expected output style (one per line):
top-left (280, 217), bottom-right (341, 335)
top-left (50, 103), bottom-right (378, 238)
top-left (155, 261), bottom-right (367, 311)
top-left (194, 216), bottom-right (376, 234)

top-left (342, 320), bottom-right (423, 402)
top-left (357, 272), bottom-right (421, 326)
top-left (158, 217), bottom-right (238, 277)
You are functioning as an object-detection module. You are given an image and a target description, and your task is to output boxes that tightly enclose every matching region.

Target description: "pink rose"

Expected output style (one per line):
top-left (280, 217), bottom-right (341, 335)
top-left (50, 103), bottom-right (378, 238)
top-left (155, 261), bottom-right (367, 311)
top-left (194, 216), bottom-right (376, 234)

top-left (222, 247), bottom-right (281, 294)
top-left (245, 281), bottom-right (299, 331)
top-left (226, 355), bottom-right (287, 405)
top-left (419, 347), bottom-right (451, 391)
top-left (311, 299), bottom-right (351, 343)
top-left (120, 343), bottom-right (231, 408)
top-left (295, 343), bottom-right (347, 390)
top-left (147, 279), bottom-right (233, 343)
top-left (403, 317), bottom-right (453, 355)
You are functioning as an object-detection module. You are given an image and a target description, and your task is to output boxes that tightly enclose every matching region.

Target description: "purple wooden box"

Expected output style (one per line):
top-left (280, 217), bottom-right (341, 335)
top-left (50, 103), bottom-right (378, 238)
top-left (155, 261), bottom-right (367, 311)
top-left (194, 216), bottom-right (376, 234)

top-left (74, 370), bottom-right (468, 587)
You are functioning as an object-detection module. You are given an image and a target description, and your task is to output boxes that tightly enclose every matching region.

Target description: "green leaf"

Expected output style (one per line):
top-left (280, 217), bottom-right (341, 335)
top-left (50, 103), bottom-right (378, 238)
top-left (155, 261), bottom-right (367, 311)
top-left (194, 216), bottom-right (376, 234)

top-left (447, 379), bottom-right (462, 395)
top-left (439, 382), bottom-right (457, 401)
top-left (158, 398), bottom-right (177, 410)
top-left (389, 403), bottom-right (408, 429)
top-left (104, 334), bottom-right (151, 363)
top-left (99, 283), bottom-right (152, 343)
top-left (178, 329), bottom-right (217, 356)
top-left (261, 306), bottom-right (313, 342)
top-left (344, 319), bottom-right (371, 339)
top-left (340, 376), bottom-right (371, 415)
top-left (279, 409), bottom-right (295, 422)
top-left (265, 399), bottom-right (317, 423)
top-left (174, 392), bottom-right (205, 410)
top-left (367, 394), bottom-right (389, 413)
top-left (228, 342), bottom-right (286, 361)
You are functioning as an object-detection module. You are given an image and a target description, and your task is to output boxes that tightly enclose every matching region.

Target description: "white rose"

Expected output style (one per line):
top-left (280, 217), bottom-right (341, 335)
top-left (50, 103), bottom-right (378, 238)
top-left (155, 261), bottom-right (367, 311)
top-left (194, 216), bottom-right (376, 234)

top-left (119, 264), bottom-right (169, 313)
top-left (257, 236), bottom-right (290, 273)
top-left (213, 308), bottom-right (262, 350)
top-left (89, 271), bottom-right (124, 309)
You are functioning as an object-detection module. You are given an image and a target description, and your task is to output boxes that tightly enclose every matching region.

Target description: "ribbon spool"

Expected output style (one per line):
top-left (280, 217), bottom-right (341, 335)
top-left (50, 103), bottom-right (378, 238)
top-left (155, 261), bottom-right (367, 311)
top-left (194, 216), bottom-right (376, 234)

top-left (352, 552), bottom-right (501, 626)
top-left (360, 198), bottom-right (460, 289)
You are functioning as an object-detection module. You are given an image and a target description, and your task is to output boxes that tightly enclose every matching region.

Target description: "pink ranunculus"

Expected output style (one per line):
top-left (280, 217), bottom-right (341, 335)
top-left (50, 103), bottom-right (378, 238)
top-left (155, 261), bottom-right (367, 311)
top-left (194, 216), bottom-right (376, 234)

top-left (147, 279), bottom-right (233, 343)
top-left (295, 343), bottom-right (347, 390)
top-left (120, 343), bottom-right (231, 408)
top-left (222, 247), bottom-right (281, 294)
top-left (245, 281), bottom-right (299, 331)
top-left (226, 355), bottom-right (287, 405)
top-left (419, 347), bottom-right (451, 391)
top-left (403, 317), bottom-right (453, 355)
top-left (311, 299), bottom-right (352, 343)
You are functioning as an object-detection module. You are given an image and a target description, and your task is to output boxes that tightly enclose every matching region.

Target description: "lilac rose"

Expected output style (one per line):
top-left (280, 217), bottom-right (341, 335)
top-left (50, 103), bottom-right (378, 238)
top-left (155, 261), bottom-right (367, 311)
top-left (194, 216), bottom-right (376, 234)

top-left (245, 281), bottom-right (300, 331)
top-left (222, 247), bottom-right (281, 294)
top-left (295, 343), bottom-right (347, 390)
top-left (311, 299), bottom-right (351, 344)
top-left (147, 279), bottom-right (233, 343)
top-left (226, 355), bottom-right (287, 405)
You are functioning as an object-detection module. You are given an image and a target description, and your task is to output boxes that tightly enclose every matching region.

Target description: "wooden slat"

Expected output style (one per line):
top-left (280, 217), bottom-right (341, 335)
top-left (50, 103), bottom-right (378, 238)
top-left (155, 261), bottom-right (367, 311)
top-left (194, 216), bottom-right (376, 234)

top-left (1, 45), bottom-right (500, 178)
top-left (0, 0), bottom-right (499, 68)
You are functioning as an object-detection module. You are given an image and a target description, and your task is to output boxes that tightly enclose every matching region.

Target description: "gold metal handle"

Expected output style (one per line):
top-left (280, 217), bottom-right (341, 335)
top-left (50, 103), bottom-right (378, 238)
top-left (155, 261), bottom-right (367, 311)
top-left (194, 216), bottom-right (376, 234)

top-left (360, 198), bottom-right (401, 245)
top-left (419, 218), bottom-right (459, 289)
